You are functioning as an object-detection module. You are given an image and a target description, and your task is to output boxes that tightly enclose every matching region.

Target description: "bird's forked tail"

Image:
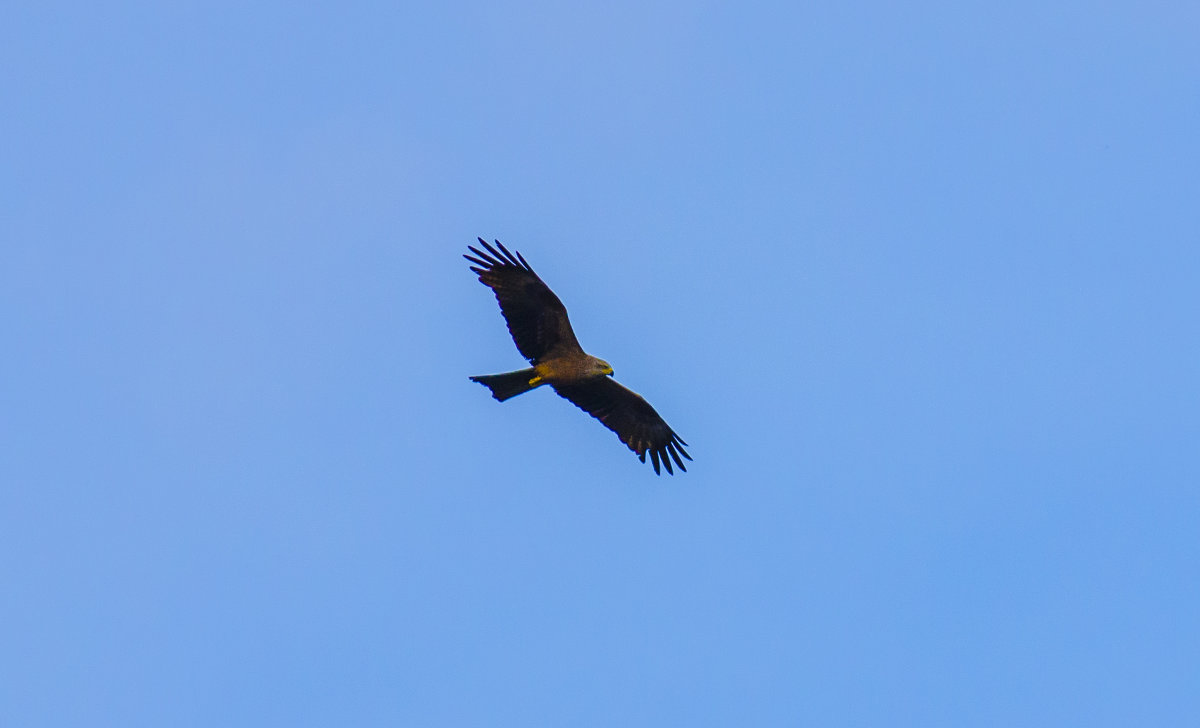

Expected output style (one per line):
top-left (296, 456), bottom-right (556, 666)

top-left (469, 368), bottom-right (540, 402)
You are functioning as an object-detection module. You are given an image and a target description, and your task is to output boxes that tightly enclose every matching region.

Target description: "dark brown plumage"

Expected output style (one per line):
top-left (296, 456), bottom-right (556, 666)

top-left (465, 238), bottom-right (690, 475)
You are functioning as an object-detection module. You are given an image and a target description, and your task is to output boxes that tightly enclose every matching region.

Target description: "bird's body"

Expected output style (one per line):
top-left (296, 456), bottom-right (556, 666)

top-left (465, 239), bottom-right (690, 475)
top-left (531, 353), bottom-right (613, 386)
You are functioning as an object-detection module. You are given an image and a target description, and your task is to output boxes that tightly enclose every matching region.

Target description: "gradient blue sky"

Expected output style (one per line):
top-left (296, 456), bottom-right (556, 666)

top-left (3, 2), bottom-right (1198, 726)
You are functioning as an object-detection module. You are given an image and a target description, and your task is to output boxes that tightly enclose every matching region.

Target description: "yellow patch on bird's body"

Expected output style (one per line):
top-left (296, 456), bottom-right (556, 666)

top-left (532, 361), bottom-right (556, 384)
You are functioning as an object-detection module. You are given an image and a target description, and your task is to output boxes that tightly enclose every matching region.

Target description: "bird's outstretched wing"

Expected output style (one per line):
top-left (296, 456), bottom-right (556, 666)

top-left (553, 377), bottom-right (691, 475)
top-left (464, 239), bottom-right (582, 362)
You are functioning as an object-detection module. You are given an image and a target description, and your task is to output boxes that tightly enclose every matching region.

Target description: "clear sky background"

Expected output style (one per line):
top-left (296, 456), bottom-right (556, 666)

top-left (3, 2), bottom-right (1197, 726)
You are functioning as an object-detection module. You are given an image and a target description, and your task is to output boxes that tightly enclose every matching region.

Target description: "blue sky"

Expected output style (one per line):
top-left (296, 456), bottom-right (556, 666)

top-left (2, 2), bottom-right (1198, 725)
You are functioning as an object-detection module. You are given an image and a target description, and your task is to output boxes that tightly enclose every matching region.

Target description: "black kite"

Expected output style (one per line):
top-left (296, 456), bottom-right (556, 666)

top-left (465, 239), bottom-right (691, 475)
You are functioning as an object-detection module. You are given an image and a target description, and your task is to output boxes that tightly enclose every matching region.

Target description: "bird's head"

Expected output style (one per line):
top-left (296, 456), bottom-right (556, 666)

top-left (592, 358), bottom-right (614, 377)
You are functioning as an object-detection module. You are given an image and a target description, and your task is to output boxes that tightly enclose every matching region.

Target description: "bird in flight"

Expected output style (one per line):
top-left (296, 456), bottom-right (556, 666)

top-left (465, 239), bottom-right (691, 475)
